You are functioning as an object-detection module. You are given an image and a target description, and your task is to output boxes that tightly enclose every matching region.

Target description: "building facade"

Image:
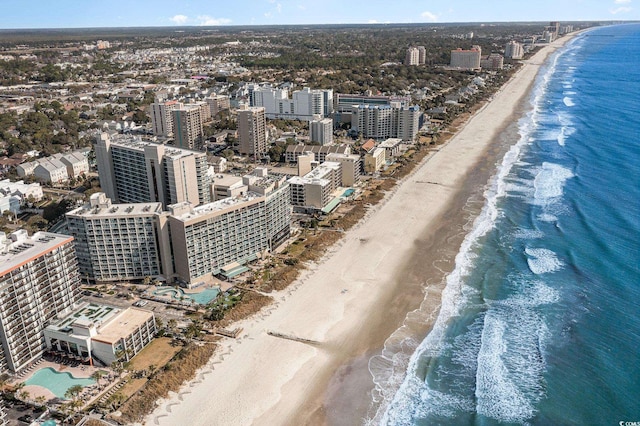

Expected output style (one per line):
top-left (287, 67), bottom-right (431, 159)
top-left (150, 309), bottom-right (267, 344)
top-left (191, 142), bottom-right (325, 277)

top-left (66, 193), bottom-right (172, 283)
top-left (504, 40), bottom-right (524, 59)
top-left (172, 105), bottom-right (205, 151)
top-left (238, 106), bottom-right (267, 158)
top-left (151, 100), bottom-right (182, 137)
top-left (95, 133), bottom-right (211, 208)
top-left (351, 104), bottom-right (421, 141)
top-left (450, 45), bottom-right (482, 70)
top-left (405, 47), bottom-right (420, 65)
top-left (310, 118), bottom-right (334, 145)
top-left (0, 230), bottom-right (80, 373)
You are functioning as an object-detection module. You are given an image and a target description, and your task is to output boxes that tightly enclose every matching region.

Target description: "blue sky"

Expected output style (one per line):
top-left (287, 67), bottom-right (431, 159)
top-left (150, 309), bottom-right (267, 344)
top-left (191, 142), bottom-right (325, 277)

top-left (0, 0), bottom-right (637, 29)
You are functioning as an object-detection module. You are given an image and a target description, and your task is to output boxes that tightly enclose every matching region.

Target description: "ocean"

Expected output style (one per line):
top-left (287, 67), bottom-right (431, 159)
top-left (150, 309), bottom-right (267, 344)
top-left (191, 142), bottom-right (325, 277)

top-left (373, 24), bottom-right (640, 425)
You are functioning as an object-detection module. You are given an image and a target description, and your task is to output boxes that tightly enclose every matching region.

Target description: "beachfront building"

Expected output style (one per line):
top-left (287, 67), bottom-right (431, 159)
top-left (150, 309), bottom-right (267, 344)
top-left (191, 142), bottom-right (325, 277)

top-left (151, 99), bottom-right (183, 137)
top-left (310, 118), bottom-right (334, 145)
top-left (288, 161), bottom-right (342, 211)
top-left (364, 147), bottom-right (386, 174)
top-left (95, 133), bottom-right (212, 208)
top-left (285, 144), bottom-right (351, 164)
top-left (450, 46), bottom-right (482, 70)
top-left (505, 40), bottom-right (524, 59)
top-left (65, 193), bottom-right (172, 283)
top-left (351, 104), bottom-right (421, 142)
top-left (379, 138), bottom-right (404, 158)
top-left (172, 105), bottom-right (205, 151)
top-left (481, 54), bottom-right (504, 70)
top-left (167, 169), bottom-right (291, 285)
top-left (238, 106), bottom-right (267, 158)
top-left (325, 153), bottom-right (361, 187)
top-left (0, 230), bottom-right (81, 373)
top-left (43, 302), bottom-right (156, 365)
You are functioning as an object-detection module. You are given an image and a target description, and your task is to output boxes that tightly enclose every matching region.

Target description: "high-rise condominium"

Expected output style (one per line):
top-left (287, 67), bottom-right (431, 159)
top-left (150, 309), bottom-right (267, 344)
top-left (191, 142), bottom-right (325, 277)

top-left (238, 106), bottom-right (267, 158)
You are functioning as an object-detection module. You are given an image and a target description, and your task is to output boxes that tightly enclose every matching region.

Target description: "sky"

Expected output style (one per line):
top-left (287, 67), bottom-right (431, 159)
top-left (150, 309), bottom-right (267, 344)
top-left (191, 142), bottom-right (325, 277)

top-left (0, 0), bottom-right (637, 29)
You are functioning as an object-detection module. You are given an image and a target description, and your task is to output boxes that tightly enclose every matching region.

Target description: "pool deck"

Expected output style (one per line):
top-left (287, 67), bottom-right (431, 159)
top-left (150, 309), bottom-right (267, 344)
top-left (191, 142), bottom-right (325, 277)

top-left (15, 360), bottom-right (120, 405)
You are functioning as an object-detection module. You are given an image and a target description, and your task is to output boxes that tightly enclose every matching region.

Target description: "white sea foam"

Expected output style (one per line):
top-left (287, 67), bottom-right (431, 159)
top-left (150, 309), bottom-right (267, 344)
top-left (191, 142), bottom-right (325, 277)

top-left (525, 247), bottom-right (564, 274)
top-left (513, 228), bottom-right (545, 239)
top-left (537, 213), bottom-right (558, 223)
top-left (532, 162), bottom-right (574, 204)
top-left (563, 96), bottom-right (575, 107)
top-left (374, 36), bottom-right (580, 425)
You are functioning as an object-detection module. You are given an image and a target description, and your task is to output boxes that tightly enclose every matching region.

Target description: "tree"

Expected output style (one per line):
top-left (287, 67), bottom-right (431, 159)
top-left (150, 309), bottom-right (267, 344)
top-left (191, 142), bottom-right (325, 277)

top-left (18, 389), bottom-right (30, 401)
top-left (91, 370), bottom-right (106, 386)
top-left (105, 392), bottom-right (126, 411)
top-left (64, 384), bottom-right (83, 401)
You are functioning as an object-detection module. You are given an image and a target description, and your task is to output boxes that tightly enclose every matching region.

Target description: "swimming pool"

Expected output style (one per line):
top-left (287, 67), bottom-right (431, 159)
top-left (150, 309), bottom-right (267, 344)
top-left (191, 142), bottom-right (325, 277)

top-left (341, 188), bottom-right (355, 197)
top-left (25, 367), bottom-right (95, 399)
top-left (153, 287), bottom-right (220, 305)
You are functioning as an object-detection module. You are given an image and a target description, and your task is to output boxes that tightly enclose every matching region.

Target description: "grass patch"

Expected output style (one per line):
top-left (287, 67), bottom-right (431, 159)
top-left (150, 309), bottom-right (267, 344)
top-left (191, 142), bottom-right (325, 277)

top-left (128, 337), bottom-right (181, 371)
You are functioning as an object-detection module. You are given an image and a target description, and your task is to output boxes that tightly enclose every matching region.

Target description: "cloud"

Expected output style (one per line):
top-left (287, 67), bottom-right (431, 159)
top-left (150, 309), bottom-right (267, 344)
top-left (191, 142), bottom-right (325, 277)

top-left (170, 14), bottom-right (189, 25)
top-left (421, 11), bottom-right (438, 22)
top-left (197, 15), bottom-right (232, 25)
top-left (610, 6), bottom-right (633, 13)
top-left (264, 12), bottom-right (273, 18)
top-left (276, 3), bottom-right (282, 13)
top-left (368, 19), bottom-right (379, 23)
top-left (298, 4), bottom-right (306, 10)
top-left (614, 0), bottom-right (631, 3)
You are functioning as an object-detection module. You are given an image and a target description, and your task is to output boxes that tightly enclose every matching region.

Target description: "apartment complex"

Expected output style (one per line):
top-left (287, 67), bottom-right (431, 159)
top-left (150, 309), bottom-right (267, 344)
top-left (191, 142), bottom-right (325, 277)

top-left (288, 162), bottom-right (342, 211)
top-left (206, 94), bottom-right (231, 117)
top-left (309, 118), bottom-right (334, 145)
top-left (351, 104), bottom-right (421, 141)
top-left (405, 47), bottom-right (420, 65)
top-left (67, 170), bottom-right (291, 286)
top-left (251, 86), bottom-right (333, 120)
top-left (95, 133), bottom-right (211, 208)
top-left (284, 144), bottom-right (351, 164)
top-left (44, 302), bottom-right (156, 365)
top-left (333, 93), bottom-right (410, 115)
top-left (504, 40), bottom-right (524, 59)
top-left (364, 147), bottom-right (386, 174)
top-left (168, 169), bottom-right (291, 285)
top-left (150, 99), bottom-right (183, 136)
top-left (66, 193), bottom-right (172, 283)
top-left (325, 153), bottom-right (362, 187)
top-left (481, 53), bottom-right (505, 70)
top-left (238, 106), bottom-right (267, 157)
top-left (172, 105), bottom-right (205, 150)
top-left (0, 230), bottom-right (80, 373)
top-left (17, 151), bottom-right (88, 185)
top-left (450, 45), bottom-right (482, 70)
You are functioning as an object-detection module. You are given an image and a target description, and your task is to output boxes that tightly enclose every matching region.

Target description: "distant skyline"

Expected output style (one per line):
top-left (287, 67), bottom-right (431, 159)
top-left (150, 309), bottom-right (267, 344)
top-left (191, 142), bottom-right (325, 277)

top-left (0, 0), bottom-right (637, 29)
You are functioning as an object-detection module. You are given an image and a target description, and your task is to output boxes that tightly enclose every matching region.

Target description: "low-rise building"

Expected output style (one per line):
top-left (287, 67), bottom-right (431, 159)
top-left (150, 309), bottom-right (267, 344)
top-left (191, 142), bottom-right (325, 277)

top-left (288, 161), bottom-right (341, 211)
top-left (365, 147), bottom-right (386, 174)
top-left (325, 153), bottom-right (361, 187)
top-left (285, 144), bottom-right (351, 164)
top-left (44, 302), bottom-right (156, 366)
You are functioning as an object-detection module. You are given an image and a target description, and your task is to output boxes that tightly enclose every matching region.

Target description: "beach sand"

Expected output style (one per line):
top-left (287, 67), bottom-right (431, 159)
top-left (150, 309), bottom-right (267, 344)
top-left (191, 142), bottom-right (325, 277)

top-left (146, 35), bottom-right (575, 426)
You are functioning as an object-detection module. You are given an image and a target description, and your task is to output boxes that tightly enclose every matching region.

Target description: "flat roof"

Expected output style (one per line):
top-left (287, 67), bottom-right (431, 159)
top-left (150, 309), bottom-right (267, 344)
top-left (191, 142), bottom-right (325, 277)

top-left (170, 192), bottom-right (263, 222)
top-left (0, 231), bottom-right (74, 276)
top-left (93, 307), bottom-right (154, 345)
top-left (67, 201), bottom-right (163, 218)
top-left (48, 302), bottom-right (120, 332)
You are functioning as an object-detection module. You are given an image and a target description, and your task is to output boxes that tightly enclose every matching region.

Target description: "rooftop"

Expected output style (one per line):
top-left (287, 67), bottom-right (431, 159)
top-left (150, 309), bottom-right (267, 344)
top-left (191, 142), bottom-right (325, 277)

top-left (93, 307), bottom-right (154, 345)
top-left (0, 231), bottom-right (74, 276)
top-left (170, 192), bottom-right (263, 222)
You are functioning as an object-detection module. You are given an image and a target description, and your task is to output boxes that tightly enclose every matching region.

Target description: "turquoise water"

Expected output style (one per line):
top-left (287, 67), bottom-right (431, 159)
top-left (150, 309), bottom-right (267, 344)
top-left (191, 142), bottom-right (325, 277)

top-left (25, 367), bottom-right (95, 399)
top-left (41, 420), bottom-right (57, 426)
top-left (153, 287), bottom-right (220, 305)
top-left (342, 188), bottom-right (355, 197)
top-left (377, 25), bottom-right (640, 425)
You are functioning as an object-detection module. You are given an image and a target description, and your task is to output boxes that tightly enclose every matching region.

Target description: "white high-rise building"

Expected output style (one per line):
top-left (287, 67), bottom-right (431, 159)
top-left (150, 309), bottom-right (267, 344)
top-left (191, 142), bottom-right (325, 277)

top-left (310, 118), bottom-right (334, 145)
top-left (504, 40), bottom-right (524, 59)
top-left (151, 100), bottom-right (182, 136)
top-left (450, 45), bottom-right (482, 70)
top-left (66, 193), bottom-right (172, 283)
top-left (0, 230), bottom-right (81, 373)
top-left (417, 46), bottom-right (426, 65)
top-left (250, 86), bottom-right (333, 120)
top-left (351, 104), bottom-right (421, 141)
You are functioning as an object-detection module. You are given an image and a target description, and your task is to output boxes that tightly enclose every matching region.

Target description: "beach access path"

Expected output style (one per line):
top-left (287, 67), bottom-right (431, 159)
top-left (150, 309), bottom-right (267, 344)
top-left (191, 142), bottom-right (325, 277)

top-left (146, 34), bottom-right (576, 426)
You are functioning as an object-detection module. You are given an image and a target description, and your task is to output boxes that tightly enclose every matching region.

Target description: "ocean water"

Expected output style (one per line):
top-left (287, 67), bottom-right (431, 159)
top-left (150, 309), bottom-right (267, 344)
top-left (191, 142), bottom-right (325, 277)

top-left (374, 24), bottom-right (640, 425)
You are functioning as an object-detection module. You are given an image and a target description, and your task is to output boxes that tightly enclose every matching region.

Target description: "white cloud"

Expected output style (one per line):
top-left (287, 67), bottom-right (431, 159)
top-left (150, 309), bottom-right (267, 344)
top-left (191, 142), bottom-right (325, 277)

top-left (614, 0), bottom-right (631, 4)
top-left (197, 15), bottom-right (232, 25)
top-left (421, 11), bottom-right (438, 22)
top-left (276, 3), bottom-right (282, 13)
top-left (610, 6), bottom-right (633, 13)
top-left (264, 12), bottom-right (273, 18)
top-left (170, 14), bottom-right (189, 25)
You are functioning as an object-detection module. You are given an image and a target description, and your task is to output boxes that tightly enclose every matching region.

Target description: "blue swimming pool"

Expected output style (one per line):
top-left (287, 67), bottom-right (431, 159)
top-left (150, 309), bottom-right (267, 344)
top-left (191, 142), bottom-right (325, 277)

top-left (25, 367), bottom-right (95, 399)
top-left (342, 188), bottom-right (355, 197)
top-left (153, 287), bottom-right (220, 305)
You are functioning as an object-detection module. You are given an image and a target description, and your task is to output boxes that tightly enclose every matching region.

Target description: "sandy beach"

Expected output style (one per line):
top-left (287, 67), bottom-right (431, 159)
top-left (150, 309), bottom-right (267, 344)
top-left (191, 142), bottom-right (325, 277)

top-left (146, 35), bottom-right (575, 426)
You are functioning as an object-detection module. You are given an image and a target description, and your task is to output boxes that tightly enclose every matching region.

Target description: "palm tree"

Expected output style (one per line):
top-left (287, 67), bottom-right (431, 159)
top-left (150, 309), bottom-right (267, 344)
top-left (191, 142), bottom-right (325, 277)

top-left (35, 395), bottom-right (46, 406)
top-left (64, 384), bottom-right (83, 402)
top-left (91, 370), bottom-right (106, 386)
top-left (18, 389), bottom-right (30, 402)
top-left (105, 392), bottom-right (126, 411)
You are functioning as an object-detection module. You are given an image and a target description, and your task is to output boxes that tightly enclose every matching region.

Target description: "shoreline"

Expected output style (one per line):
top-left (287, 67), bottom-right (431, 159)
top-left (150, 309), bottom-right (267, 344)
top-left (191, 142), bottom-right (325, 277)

top-left (145, 35), bottom-right (577, 426)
